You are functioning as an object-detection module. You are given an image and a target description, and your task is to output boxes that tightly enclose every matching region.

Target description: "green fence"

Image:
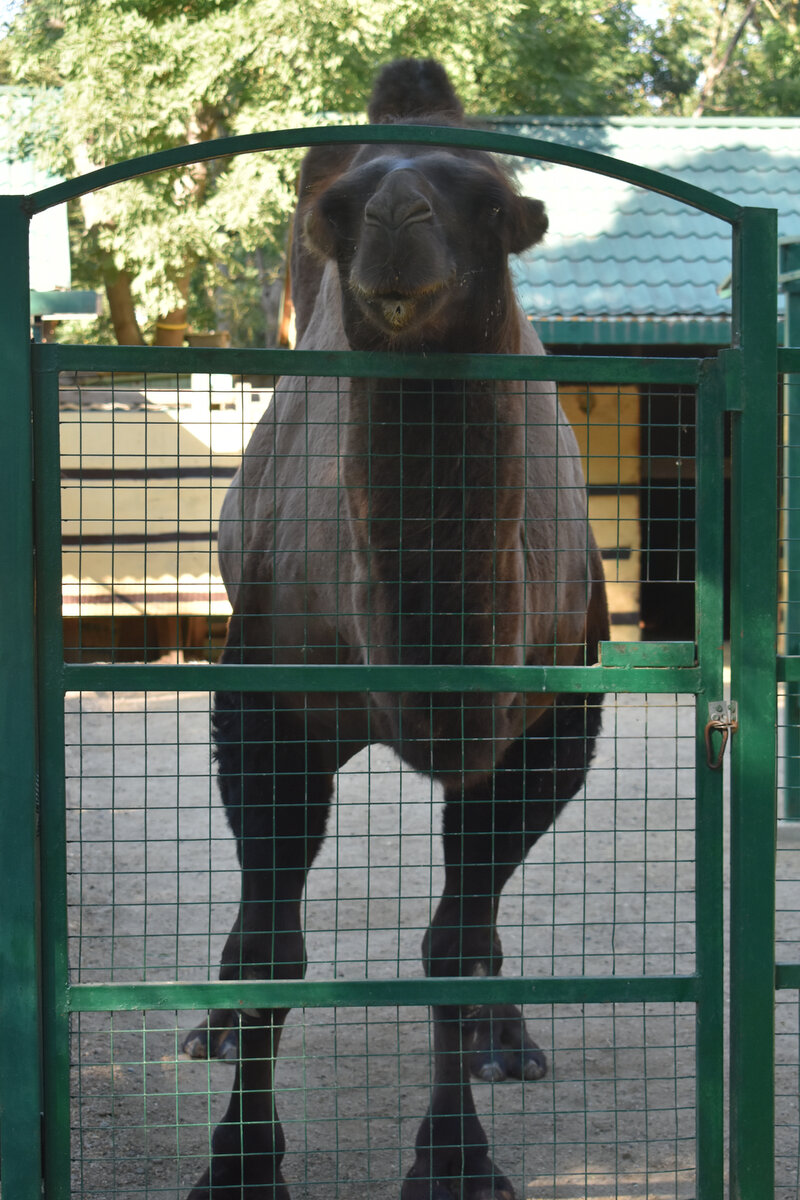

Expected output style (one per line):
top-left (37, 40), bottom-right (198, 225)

top-left (0, 125), bottom-right (782, 1199)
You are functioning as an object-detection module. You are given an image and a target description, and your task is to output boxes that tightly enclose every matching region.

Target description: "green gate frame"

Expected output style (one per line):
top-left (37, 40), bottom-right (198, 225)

top-left (0, 124), bottom-right (780, 1200)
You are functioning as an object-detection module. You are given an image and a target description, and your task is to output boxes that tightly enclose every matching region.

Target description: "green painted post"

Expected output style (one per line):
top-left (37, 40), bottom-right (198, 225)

top-left (727, 207), bottom-right (779, 1200)
top-left (780, 239), bottom-right (800, 819)
top-left (0, 195), bottom-right (44, 1198)
top-left (33, 358), bottom-right (72, 1200)
top-left (694, 359), bottom-right (726, 1200)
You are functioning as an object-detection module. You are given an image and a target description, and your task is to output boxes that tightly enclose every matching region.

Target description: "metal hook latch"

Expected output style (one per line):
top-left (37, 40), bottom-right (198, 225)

top-left (705, 700), bottom-right (738, 770)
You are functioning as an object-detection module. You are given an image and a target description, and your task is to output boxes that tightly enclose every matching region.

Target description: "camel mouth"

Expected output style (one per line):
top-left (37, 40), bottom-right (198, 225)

top-left (378, 293), bottom-right (416, 329)
top-left (352, 281), bottom-right (447, 333)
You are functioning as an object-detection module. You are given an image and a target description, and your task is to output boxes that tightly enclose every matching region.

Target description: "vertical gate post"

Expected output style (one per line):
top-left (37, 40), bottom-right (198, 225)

top-left (694, 358), bottom-right (727, 1200)
top-left (33, 354), bottom-right (72, 1200)
top-left (695, 355), bottom-right (734, 1200)
top-left (728, 206), bottom-right (779, 1200)
top-left (0, 195), bottom-right (44, 1198)
top-left (780, 239), bottom-right (800, 819)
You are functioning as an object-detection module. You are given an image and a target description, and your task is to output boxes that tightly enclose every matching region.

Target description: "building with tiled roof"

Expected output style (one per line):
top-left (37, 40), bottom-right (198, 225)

top-left (479, 117), bottom-right (800, 636)
top-left (494, 116), bottom-right (800, 348)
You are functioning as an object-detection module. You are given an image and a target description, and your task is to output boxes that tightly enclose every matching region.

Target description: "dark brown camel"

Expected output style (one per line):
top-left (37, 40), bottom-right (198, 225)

top-left (184, 58), bottom-right (609, 1200)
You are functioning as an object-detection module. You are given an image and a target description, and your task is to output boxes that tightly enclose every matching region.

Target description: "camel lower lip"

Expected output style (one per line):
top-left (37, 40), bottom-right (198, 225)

top-left (381, 297), bottom-right (412, 326)
top-left (354, 291), bottom-right (417, 329)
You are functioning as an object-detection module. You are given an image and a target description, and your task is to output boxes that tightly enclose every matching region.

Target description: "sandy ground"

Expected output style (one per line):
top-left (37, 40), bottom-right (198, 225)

top-left (59, 689), bottom-right (800, 1200)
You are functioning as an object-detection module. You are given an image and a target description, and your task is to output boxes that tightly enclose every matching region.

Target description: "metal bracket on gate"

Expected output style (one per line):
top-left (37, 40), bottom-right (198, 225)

top-left (705, 700), bottom-right (738, 769)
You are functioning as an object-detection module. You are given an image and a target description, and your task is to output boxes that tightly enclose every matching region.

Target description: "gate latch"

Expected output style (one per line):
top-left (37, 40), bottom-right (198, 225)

top-left (705, 700), bottom-right (738, 769)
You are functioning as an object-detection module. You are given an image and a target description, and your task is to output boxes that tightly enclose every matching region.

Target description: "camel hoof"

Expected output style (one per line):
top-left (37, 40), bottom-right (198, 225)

top-left (473, 1060), bottom-right (506, 1084)
top-left (403, 1153), bottom-right (515, 1200)
top-left (522, 1052), bottom-right (547, 1081)
top-left (187, 1166), bottom-right (291, 1200)
top-left (181, 1018), bottom-right (238, 1063)
top-left (467, 1004), bottom-right (547, 1083)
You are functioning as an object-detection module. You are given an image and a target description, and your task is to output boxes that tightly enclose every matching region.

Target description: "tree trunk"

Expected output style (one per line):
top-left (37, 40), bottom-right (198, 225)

top-left (151, 106), bottom-right (221, 346)
top-left (104, 267), bottom-right (144, 345)
top-left (154, 305), bottom-right (189, 346)
top-left (154, 274), bottom-right (190, 346)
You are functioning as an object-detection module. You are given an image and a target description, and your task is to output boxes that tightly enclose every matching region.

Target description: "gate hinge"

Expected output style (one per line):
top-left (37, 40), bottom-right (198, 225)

top-left (716, 347), bottom-right (744, 411)
top-left (705, 700), bottom-right (738, 769)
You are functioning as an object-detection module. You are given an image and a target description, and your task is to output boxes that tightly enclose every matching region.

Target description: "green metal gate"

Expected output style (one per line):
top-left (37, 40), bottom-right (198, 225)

top-left (776, 241), bottom-right (800, 1199)
top-left (0, 126), bottom-right (780, 1199)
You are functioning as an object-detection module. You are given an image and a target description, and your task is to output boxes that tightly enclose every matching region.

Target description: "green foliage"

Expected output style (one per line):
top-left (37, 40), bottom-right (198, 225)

top-left (714, 3), bottom-right (800, 116)
top-left (643, 1), bottom-right (800, 116)
top-left (5, 0), bottom-right (652, 343)
top-left (7, 0), bottom-right (797, 344)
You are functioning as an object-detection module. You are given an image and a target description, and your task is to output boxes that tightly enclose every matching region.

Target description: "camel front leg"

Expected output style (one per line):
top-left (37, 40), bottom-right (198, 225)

top-left (403, 886), bottom-right (517, 1200)
top-left (188, 1010), bottom-right (292, 1200)
top-left (186, 691), bottom-right (334, 1200)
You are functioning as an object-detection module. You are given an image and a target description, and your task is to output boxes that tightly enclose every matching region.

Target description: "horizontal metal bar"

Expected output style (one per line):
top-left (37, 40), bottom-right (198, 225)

top-left (63, 662), bottom-right (701, 695)
top-left (779, 348), bottom-right (800, 372)
top-left (34, 342), bottom-right (701, 385)
top-left (599, 640), bottom-right (696, 668)
top-left (28, 123), bottom-right (742, 223)
top-left (775, 656), bottom-right (797, 682)
top-left (67, 975), bottom-right (699, 1013)
top-left (775, 964), bottom-right (800, 990)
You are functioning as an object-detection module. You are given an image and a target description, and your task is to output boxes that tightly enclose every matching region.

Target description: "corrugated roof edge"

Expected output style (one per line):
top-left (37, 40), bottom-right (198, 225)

top-left (538, 315), bottom-right (732, 347)
top-left (486, 115), bottom-right (800, 128)
top-left (537, 315), bottom-right (792, 348)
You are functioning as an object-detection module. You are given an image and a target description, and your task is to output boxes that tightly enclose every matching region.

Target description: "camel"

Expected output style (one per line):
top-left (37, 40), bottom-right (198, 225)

top-left (184, 57), bottom-right (609, 1200)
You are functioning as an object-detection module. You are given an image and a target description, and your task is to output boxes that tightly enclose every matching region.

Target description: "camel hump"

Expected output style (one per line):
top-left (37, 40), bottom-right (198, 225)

top-left (367, 58), bottom-right (465, 124)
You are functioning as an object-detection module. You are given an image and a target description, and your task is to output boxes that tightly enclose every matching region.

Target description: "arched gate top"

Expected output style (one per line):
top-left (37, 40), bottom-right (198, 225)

top-left (27, 122), bottom-right (744, 225)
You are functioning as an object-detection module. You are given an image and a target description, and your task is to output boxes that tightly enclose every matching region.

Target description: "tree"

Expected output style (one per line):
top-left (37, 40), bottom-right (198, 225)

top-left (644, 0), bottom-right (800, 117)
top-left (4, 0), bottom-right (648, 344)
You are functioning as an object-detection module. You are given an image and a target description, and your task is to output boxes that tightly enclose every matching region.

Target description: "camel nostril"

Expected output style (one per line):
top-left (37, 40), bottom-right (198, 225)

top-left (364, 194), bottom-right (433, 230)
top-left (400, 197), bottom-right (434, 226)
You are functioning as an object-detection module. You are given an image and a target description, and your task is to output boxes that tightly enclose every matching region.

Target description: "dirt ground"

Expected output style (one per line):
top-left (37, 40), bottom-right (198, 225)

top-left (60, 688), bottom-right (800, 1200)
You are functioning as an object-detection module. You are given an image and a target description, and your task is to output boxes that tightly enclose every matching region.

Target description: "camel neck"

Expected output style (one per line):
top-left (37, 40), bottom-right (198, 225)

top-left (342, 376), bottom-right (522, 545)
top-left (340, 376), bottom-right (527, 668)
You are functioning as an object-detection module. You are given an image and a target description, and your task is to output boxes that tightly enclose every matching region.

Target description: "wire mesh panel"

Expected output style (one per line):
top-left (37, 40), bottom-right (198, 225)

top-left (62, 686), bottom-right (700, 1199)
top-left (62, 689), bottom-right (698, 986)
top-left (36, 355), bottom-right (718, 1200)
top-left (775, 841), bottom-right (800, 1200)
top-left (68, 1002), bottom-right (698, 1200)
top-left (58, 372), bottom-right (253, 660)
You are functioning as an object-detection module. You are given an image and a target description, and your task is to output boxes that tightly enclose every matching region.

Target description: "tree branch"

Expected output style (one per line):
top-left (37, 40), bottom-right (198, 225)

top-left (694, 0), bottom-right (758, 115)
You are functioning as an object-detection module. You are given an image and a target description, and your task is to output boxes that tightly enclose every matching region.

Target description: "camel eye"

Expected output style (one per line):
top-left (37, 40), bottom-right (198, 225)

top-left (484, 200), bottom-right (506, 234)
top-left (321, 189), bottom-right (352, 230)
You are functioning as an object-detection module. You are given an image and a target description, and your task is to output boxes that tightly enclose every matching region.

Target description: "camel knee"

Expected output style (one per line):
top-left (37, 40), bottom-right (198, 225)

top-left (221, 925), bottom-right (307, 984)
top-left (422, 915), bottom-right (503, 980)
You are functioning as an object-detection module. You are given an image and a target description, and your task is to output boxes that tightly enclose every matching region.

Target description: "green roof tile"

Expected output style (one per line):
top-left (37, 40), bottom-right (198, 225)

top-left (493, 117), bottom-right (800, 326)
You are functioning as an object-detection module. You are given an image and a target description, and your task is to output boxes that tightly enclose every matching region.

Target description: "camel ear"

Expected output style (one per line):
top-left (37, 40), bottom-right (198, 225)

top-left (297, 144), bottom-right (357, 203)
top-left (303, 202), bottom-right (338, 260)
top-left (298, 148), bottom-right (358, 261)
top-left (506, 196), bottom-right (548, 254)
top-left (303, 180), bottom-right (355, 260)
